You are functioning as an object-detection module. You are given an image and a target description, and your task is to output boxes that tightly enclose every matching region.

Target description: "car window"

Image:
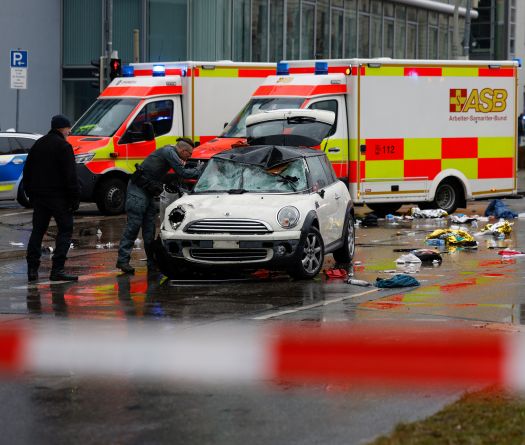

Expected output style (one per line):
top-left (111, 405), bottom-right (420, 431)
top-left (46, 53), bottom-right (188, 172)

top-left (0, 137), bottom-right (9, 155)
top-left (320, 156), bottom-right (337, 183)
top-left (16, 138), bottom-right (36, 153)
top-left (306, 156), bottom-right (329, 190)
top-left (130, 99), bottom-right (173, 138)
top-left (308, 99), bottom-right (338, 133)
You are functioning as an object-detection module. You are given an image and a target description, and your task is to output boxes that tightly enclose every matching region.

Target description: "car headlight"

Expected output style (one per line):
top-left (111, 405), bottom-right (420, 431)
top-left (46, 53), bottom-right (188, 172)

top-left (169, 206), bottom-right (185, 230)
top-left (75, 153), bottom-right (95, 164)
top-left (277, 206), bottom-right (300, 229)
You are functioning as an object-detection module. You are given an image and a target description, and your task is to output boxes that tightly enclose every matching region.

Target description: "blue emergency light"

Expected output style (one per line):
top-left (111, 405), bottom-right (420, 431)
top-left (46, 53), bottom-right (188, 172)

top-left (315, 61), bottom-right (329, 75)
top-left (513, 57), bottom-right (522, 68)
top-left (152, 64), bottom-right (166, 77)
top-left (276, 62), bottom-right (289, 76)
top-left (122, 65), bottom-right (135, 77)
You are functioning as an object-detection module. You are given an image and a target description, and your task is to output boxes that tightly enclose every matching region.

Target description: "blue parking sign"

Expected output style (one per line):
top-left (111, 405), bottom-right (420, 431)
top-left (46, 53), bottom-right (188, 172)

top-left (10, 50), bottom-right (28, 68)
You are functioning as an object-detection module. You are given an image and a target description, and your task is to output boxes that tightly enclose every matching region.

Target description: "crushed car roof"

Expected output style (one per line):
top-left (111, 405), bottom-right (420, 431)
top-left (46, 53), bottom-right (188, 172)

top-left (213, 145), bottom-right (325, 169)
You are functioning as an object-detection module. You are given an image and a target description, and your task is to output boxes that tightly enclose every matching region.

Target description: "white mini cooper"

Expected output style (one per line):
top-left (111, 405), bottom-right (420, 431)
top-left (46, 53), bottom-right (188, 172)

top-left (156, 110), bottom-right (355, 279)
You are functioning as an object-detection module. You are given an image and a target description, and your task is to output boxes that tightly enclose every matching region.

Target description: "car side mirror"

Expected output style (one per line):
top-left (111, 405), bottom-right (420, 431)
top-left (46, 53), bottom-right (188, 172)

top-left (318, 189), bottom-right (325, 199)
top-left (142, 122), bottom-right (155, 141)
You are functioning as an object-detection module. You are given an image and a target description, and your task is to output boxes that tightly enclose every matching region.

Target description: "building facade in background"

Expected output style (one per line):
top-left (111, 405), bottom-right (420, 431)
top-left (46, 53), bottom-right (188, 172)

top-left (0, 0), bottom-right (523, 133)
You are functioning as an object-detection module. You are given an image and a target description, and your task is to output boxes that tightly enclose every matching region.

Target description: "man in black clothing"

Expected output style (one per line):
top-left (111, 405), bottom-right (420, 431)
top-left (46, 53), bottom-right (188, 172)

top-left (23, 114), bottom-right (80, 282)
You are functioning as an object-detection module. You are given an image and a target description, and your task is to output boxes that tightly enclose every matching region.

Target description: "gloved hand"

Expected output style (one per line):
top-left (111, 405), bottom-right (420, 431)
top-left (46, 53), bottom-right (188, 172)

top-left (69, 199), bottom-right (80, 212)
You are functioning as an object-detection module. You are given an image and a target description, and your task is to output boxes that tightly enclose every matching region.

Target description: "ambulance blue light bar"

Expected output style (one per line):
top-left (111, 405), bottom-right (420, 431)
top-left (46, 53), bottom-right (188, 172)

top-left (152, 65), bottom-right (166, 77)
top-left (514, 58), bottom-right (522, 68)
top-left (276, 62), bottom-right (289, 76)
top-left (122, 65), bottom-right (134, 77)
top-left (315, 61), bottom-right (328, 75)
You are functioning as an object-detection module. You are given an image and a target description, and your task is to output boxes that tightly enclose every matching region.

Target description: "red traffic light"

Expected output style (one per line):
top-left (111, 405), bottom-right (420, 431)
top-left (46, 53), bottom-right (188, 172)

top-left (110, 58), bottom-right (122, 80)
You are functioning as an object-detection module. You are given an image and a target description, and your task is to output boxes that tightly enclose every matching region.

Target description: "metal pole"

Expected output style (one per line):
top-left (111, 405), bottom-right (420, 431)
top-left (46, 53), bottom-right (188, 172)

top-left (133, 29), bottom-right (140, 63)
top-left (15, 90), bottom-right (19, 131)
top-left (463, 0), bottom-right (472, 58)
top-left (452, 0), bottom-right (460, 59)
top-left (106, 0), bottom-right (113, 84)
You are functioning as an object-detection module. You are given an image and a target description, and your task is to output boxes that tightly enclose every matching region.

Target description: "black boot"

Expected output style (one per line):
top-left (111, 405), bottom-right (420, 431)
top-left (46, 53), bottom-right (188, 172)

top-left (28, 266), bottom-right (39, 283)
top-left (50, 269), bottom-right (78, 282)
top-left (116, 262), bottom-right (135, 274)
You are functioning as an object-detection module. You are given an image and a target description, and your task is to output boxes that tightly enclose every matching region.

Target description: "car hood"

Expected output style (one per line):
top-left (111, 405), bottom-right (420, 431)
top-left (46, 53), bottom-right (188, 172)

top-left (164, 192), bottom-right (314, 228)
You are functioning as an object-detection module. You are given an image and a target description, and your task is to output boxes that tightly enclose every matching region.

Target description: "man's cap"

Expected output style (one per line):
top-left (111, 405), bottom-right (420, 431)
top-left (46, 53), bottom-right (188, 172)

top-left (176, 137), bottom-right (195, 148)
top-left (51, 114), bottom-right (72, 129)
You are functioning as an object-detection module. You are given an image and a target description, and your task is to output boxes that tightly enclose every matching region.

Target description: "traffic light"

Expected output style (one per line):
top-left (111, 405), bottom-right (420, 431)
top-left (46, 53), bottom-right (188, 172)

top-left (91, 57), bottom-right (105, 92)
top-left (110, 58), bottom-right (122, 81)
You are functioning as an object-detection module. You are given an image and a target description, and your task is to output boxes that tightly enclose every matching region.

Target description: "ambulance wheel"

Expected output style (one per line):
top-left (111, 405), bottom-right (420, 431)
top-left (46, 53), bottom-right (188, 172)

top-left (332, 214), bottom-right (356, 263)
top-left (16, 182), bottom-right (31, 208)
top-left (433, 180), bottom-right (461, 214)
top-left (96, 177), bottom-right (127, 215)
top-left (366, 203), bottom-right (401, 217)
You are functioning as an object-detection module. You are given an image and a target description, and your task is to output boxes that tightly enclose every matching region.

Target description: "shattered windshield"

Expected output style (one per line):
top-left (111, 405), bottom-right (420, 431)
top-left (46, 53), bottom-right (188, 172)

top-left (221, 98), bottom-right (305, 138)
top-left (194, 158), bottom-right (308, 194)
top-left (71, 98), bottom-right (140, 136)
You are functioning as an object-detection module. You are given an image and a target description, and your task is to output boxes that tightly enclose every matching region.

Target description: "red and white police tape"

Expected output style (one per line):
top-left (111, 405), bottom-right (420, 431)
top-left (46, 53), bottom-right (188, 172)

top-left (0, 323), bottom-right (524, 389)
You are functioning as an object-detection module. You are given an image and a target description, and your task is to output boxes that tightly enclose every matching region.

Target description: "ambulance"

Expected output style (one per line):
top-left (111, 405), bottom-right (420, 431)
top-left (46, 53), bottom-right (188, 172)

top-left (69, 61), bottom-right (274, 214)
top-left (193, 58), bottom-right (519, 214)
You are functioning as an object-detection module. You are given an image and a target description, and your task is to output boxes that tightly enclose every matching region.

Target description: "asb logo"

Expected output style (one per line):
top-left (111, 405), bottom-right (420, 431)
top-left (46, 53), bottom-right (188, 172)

top-left (449, 88), bottom-right (507, 113)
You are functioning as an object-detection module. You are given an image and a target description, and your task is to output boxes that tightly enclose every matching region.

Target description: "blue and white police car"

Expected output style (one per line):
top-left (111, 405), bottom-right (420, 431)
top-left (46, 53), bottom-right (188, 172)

top-left (0, 130), bottom-right (41, 207)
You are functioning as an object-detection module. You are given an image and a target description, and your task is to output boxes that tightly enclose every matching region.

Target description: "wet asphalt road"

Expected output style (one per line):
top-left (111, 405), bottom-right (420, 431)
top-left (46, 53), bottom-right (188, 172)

top-left (0, 198), bottom-right (524, 444)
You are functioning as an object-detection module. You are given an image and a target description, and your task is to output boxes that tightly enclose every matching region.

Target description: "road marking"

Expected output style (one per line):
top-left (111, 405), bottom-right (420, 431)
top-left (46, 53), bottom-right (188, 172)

top-left (251, 288), bottom-right (379, 320)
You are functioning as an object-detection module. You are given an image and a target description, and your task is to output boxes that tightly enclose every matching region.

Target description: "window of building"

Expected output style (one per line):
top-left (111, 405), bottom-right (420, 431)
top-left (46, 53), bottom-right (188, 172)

top-left (301, 1), bottom-right (316, 59)
top-left (149, 0), bottom-right (187, 61)
top-left (113, 0), bottom-right (142, 64)
top-left (417, 9), bottom-right (428, 59)
top-left (439, 14), bottom-right (449, 58)
top-left (395, 5), bottom-right (406, 58)
top-left (344, 0), bottom-right (358, 58)
top-left (316, 0), bottom-right (330, 59)
top-left (370, 0), bottom-right (382, 57)
top-left (233, 0), bottom-right (251, 61)
top-left (269, 0), bottom-right (284, 61)
top-left (358, 9), bottom-right (370, 57)
top-left (383, 3), bottom-right (394, 58)
top-left (286, 0), bottom-right (300, 59)
top-left (252, 0), bottom-right (268, 61)
top-left (331, 6), bottom-right (344, 59)
top-left (428, 12), bottom-right (438, 59)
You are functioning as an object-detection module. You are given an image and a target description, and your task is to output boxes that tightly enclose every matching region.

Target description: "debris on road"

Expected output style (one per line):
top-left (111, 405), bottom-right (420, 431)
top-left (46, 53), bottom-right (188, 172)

top-left (484, 199), bottom-right (518, 219)
top-left (410, 249), bottom-right (443, 264)
top-left (9, 242), bottom-right (24, 247)
top-left (426, 228), bottom-right (478, 248)
top-left (497, 249), bottom-right (525, 257)
top-left (325, 268), bottom-right (348, 279)
top-left (347, 278), bottom-right (372, 286)
top-left (475, 220), bottom-right (513, 238)
top-left (411, 207), bottom-right (448, 219)
top-left (395, 253), bottom-right (422, 264)
top-left (375, 274), bottom-right (420, 288)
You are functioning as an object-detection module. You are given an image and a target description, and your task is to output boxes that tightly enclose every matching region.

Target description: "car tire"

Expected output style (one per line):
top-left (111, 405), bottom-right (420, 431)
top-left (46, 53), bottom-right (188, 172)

top-left (288, 227), bottom-right (324, 280)
top-left (332, 214), bottom-right (355, 263)
top-left (16, 181), bottom-right (31, 208)
top-left (366, 203), bottom-right (401, 217)
top-left (433, 180), bottom-right (461, 214)
top-left (96, 177), bottom-right (127, 215)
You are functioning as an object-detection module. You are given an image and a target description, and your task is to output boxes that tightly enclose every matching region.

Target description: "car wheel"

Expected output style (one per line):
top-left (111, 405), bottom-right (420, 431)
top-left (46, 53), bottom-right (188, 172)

top-left (16, 181), bottom-right (31, 208)
top-left (96, 177), bottom-right (127, 215)
top-left (289, 227), bottom-right (324, 280)
top-left (433, 180), bottom-right (461, 214)
top-left (366, 203), bottom-right (401, 217)
top-left (332, 214), bottom-right (355, 263)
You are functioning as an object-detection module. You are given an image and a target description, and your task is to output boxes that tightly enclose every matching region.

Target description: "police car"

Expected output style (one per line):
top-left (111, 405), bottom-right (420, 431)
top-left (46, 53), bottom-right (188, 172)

top-left (0, 130), bottom-right (41, 207)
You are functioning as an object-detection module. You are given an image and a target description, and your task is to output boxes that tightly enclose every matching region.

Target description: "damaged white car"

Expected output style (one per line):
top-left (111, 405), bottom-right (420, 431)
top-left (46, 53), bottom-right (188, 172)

top-left (155, 109), bottom-right (355, 279)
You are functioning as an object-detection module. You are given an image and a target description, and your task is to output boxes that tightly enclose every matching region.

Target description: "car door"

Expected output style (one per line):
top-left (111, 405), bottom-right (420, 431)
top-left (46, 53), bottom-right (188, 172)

top-left (306, 155), bottom-right (339, 246)
top-left (0, 136), bottom-right (28, 200)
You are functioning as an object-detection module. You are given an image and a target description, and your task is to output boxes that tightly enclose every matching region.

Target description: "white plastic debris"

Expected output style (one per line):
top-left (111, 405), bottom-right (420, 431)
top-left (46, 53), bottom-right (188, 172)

top-left (395, 253), bottom-right (422, 264)
top-left (9, 242), bottom-right (24, 247)
top-left (96, 228), bottom-right (102, 241)
top-left (411, 207), bottom-right (448, 219)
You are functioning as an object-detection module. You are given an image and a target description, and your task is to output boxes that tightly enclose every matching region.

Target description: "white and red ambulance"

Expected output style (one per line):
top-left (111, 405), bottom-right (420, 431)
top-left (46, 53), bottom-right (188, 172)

top-left (194, 58), bottom-right (519, 214)
top-left (69, 61), bottom-right (274, 214)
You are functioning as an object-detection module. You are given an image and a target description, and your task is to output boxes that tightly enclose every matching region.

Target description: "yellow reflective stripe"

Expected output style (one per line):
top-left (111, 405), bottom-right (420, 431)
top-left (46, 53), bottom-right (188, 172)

top-left (324, 138), bottom-right (349, 161)
top-left (478, 137), bottom-right (514, 158)
top-left (93, 139), bottom-right (113, 159)
top-left (442, 158), bottom-right (477, 179)
top-left (156, 135), bottom-right (179, 147)
top-left (114, 159), bottom-right (134, 173)
top-left (199, 67), bottom-right (239, 78)
top-left (365, 160), bottom-right (403, 178)
top-left (404, 138), bottom-right (441, 160)
top-left (442, 67), bottom-right (479, 77)
top-left (0, 183), bottom-right (15, 192)
top-left (349, 139), bottom-right (359, 161)
top-left (364, 66), bottom-right (404, 77)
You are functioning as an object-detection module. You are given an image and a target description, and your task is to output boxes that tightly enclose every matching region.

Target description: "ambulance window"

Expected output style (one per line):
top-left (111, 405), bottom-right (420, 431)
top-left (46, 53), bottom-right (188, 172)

top-left (132, 100), bottom-right (174, 137)
top-left (306, 156), bottom-right (329, 190)
top-left (308, 100), bottom-right (338, 132)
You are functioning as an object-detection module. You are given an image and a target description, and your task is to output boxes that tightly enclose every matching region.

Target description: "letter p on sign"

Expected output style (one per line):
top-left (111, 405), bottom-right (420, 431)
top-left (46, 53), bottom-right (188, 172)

top-left (10, 50), bottom-right (28, 68)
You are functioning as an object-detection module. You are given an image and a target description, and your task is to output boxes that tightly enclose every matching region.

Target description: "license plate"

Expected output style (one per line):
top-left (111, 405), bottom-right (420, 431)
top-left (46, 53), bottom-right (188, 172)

top-left (213, 240), bottom-right (239, 249)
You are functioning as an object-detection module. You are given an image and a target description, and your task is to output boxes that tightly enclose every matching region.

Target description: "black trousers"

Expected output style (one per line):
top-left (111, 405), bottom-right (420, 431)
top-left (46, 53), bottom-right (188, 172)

top-left (26, 197), bottom-right (74, 271)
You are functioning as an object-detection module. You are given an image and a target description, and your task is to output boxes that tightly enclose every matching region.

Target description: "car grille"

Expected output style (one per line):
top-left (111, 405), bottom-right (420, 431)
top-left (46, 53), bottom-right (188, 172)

top-left (189, 248), bottom-right (269, 262)
top-left (185, 219), bottom-right (272, 234)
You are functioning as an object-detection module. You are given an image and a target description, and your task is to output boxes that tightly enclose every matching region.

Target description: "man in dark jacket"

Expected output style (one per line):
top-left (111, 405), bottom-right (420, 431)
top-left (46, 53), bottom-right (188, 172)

top-left (116, 137), bottom-right (202, 274)
top-left (24, 114), bottom-right (80, 282)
